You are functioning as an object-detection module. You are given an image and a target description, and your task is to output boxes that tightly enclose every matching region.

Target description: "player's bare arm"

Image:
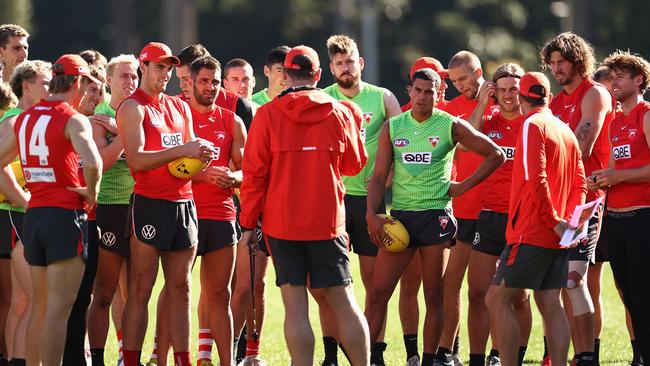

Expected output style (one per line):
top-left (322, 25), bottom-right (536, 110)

top-left (592, 110), bottom-right (650, 186)
top-left (0, 127), bottom-right (28, 208)
top-left (117, 98), bottom-right (213, 171)
top-left (575, 84), bottom-right (611, 159)
top-left (92, 121), bottom-right (123, 173)
top-left (366, 122), bottom-right (392, 247)
top-left (449, 118), bottom-right (505, 197)
top-left (467, 81), bottom-right (495, 131)
top-left (65, 113), bottom-right (102, 207)
top-left (228, 115), bottom-right (247, 187)
top-left (383, 87), bottom-right (402, 120)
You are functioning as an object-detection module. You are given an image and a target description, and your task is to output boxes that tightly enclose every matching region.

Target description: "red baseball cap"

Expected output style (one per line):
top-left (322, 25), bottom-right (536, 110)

top-left (284, 45), bottom-right (320, 71)
top-left (138, 42), bottom-right (180, 65)
top-left (410, 57), bottom-right (448, 80)
top-left (519, 71), bottom-right (551, 99)
top-left (53, 54), bottom-right (102, 84)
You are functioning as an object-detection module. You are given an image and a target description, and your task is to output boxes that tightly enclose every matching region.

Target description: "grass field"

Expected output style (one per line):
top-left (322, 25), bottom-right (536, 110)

top-left (102, 256), bottom-right (631, 365)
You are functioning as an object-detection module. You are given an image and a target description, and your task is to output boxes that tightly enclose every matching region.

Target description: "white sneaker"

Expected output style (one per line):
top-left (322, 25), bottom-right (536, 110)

top-left (407, 355), bottom-right (421, 366)
top-left (452, 355), bottom-right (464, 366)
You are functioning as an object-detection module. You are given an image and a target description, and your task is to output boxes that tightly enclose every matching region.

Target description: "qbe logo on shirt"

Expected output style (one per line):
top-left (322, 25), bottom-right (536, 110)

top-left (402, 152), bottom-right (432, 164)
top-left (612, 144), bottom-right (631, 160)
top-left (500, 146), bottom-right (515, 160)
top-left (161, 133), bottom-right (183, 149)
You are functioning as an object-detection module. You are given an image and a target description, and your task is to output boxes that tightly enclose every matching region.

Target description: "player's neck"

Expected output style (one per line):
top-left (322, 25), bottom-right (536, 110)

top-left (411, 109), bottom-right (432, 122)
top-left (190, 100), bottom-right (215, 114)
top-left (140, 85), bottom-right (162, 101)
top-left (109, 96), bottom-right (123, 111)
top-left (338, 80), bottom-right (363, 99)
top-left (48, 92), bottom-right (73, 104)
top-left (621, 94), bottom-right (644, 115)
top-left (17, 96), bottom-right (36, 110)
top-left (562, 76), bottom-right (585, 95)
top-left (1, 68), bottom-right (11, 82)
top-left (500, 108), bottom-right (522, 120)
top-left (267, 87), bottom-right (281, 99)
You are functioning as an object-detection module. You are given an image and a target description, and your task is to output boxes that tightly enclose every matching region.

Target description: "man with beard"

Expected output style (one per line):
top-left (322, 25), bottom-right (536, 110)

top-left (320, 34), bottom-right (401, 366)
top-left (540, 32), bottom-right (615, 366)
top-left (188, 55), bottom-right (247, 366)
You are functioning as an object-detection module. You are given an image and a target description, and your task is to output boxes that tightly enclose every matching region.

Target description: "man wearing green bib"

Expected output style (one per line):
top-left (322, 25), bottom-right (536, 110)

top-left (314, 34), bottom-right (401, 366)
top-left (366, 68), bottom-right (505, 366)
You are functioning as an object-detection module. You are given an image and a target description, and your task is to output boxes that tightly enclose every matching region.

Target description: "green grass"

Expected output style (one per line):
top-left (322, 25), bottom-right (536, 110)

top-left (102, 258), bottom-right (631, 365)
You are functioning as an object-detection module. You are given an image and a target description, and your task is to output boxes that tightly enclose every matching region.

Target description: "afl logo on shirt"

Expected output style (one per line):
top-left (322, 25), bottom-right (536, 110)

top-left (428, 136), bottom-right (440, 148)
top-left (393, 138), bottom-right (409, 147)
top-left (161, 133), bottom-right (183, 149)
top-left (363, 112), bottom-right (373, 124)
top-left (612, 144), bottom-right (631, 160)
top-left (402, 152), bottom-right (432, 164)
top-left (487, 131), bottom-right (503, 140)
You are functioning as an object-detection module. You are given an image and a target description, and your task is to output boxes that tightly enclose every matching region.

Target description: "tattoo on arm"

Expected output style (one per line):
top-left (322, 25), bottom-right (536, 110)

top-left (575, 121), bottom-right (593, 142)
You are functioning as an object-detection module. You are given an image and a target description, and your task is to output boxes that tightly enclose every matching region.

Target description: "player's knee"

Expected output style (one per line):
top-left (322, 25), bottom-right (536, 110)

top-left (468, 283), bottom-right (488, 305)
top-left (400, 274), bottom-right (421, 294)
top-left (205, 285), bottom-right (231, 308)
top-left (423, 286), bottom-right (443, 309)
top-left (567, 284), bottom-right (594, 316)
top-left (511, 291), bottom-right (531, 312)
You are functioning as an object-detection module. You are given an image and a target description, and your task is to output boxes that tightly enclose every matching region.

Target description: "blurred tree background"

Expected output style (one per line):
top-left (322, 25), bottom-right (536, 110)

top-left (2, 0), bottom-right (649, 102)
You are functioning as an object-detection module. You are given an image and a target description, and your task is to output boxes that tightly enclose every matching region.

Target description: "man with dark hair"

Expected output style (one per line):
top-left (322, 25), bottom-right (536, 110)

top-left (188, 55), bottom-right (247, 366)
top-left (79, 49), bottom-right (108, 71)
top-left (117, 42), bottom-right (214, 366)
top-left (541, 32), bottom-right (615, 366)
top-left (366, 68), bottom-right (504, 366)
top-left (224, 58), bottom-right (256, 100)
top-left (466, 63), bottom-right (532, 366)
top-left (321, 34), bottom-right (402, 366)
top-left (240, 45), bottom-right (370, 366)
top-left (591, 50), bottom-right (650, 366)
top-left (487, 72), bottom-right (586, 366)
top-left (0, 54), bottom-right (103, 366)
top-left (0, 24), bottom-right (29, 81)
top-left (176, 44), bottom-right (254, 129)
top-left (251, 46), bottom-right (290, 106)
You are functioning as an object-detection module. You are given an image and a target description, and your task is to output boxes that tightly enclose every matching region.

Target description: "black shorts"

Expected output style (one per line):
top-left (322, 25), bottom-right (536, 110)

top-left (390, 208), bottom-right (457, 248)
top-left (569, 204), bottom-right (602, 264)
top-left (22, 207), bottom-right (88, 267)
top-left (0, 210), bottom-right (24, 256)
top-left (345, 195), bottom-right (385, 257)
top-left (473, 210), bottom-right (508, 256)
top-left (96, 204), bottom-right (131, 257)
top-left (456, 217), bottom-right (478, 244)
top-left (129, 194), bottom-right (198, 251)
top-left (266, 235), bottom-right (352, 289)
top-left (493, 243), bottom-right (569, 290)
top-left (593, 229), bottom-right (609, 263)
top-left (197, 219), bottom-right (238, 256)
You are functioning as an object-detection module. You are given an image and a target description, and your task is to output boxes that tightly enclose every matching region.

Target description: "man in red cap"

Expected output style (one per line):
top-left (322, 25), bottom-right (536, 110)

top-left (401, 57), bottom-right (449, 112)
top-left (116, 42), bottom-right (215, 366)
top-left (0, 53), bottom-right (103, 366)
top-left (486, 71), bottom-right (587, 366)
top-left (239, 45), bottom-right (370, 366)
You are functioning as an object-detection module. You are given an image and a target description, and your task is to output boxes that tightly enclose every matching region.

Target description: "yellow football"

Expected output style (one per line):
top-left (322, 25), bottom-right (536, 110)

top-left (377, 214), bottom-right (410, 252)
top-left (0, 160), bottom-right (27, 203)
top-left (167, 157), bottom-right (209, 179)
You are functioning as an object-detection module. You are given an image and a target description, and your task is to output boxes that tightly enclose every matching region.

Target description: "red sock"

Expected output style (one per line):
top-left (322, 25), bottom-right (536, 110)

top-left (117, 329), bottom-right (124, 360)
top-left (197, 328), bottom-right (213, 362)
top-left (246, 338), bottom-right (260, 357)
top-left (123, 350), bottom-right (141, 366)
top-left (174, 351), bottom-right (192, 366)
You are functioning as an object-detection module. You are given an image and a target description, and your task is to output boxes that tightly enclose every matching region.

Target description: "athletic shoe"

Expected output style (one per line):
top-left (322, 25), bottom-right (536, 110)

top-left (198, 360), bottom-right (216, 366)
top-left (407, 355), bottom-right (421, 366)
top-left (117, 356), bottom-right (124, 366)
top-left (433, 359), bottom-right (453, 366)
top-left (487, 355), bottom-right (501, 366)
top-left (453, 355), bottom-right (464, 366)
top-left (540, 356), bottom-right (551, 366)
top-left (239, 356), bottom-right (268, 366)
top-left (371, 363), bottom-right (386, 366)
top-left (320, 362), bottom-right (337, 366)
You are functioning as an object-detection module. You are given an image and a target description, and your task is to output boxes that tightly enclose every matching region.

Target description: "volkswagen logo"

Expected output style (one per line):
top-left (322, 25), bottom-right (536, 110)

top-left (142, 225), bottom-right (156, 240)
top-left (102, 232), bottom-right (116, 246)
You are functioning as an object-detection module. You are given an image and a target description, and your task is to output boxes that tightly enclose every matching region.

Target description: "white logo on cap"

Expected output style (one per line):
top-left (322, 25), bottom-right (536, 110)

top-left (142, 225), bottom-right (156, 239)
top-left (140, 52), bottom-right (147, 60)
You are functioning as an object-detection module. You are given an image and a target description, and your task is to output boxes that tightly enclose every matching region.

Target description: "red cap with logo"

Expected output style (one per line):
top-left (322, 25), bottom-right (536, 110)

top-left (53, 54), bottom-right (102, 84)
top-left (139, 42), bottom-right (180, 65)
top-left (410, 57), bottom-right (448, 80)
top-left (519, 71), bottom-right (551, 99)
top-left (284, 45), bottom-right (320, 71)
